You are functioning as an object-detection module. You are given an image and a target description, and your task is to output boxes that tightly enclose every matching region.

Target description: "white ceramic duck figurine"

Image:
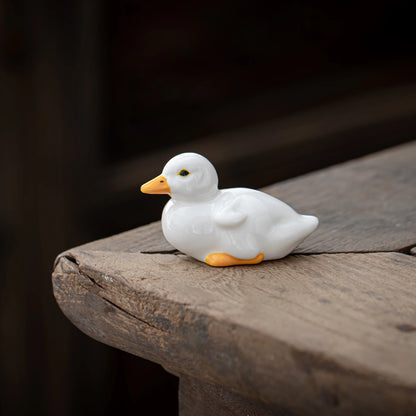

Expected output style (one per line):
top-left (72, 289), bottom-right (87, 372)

top-left (141, 153), bottom-right (318, 267)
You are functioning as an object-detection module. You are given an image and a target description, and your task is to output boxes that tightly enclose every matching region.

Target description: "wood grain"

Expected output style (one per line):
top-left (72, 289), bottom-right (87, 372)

top-left (53, 250), bottom-right (416, 415)
top-left (52, 142), bottom-right (416, 415)
top-left (77, 141), bottom-right (416, 255)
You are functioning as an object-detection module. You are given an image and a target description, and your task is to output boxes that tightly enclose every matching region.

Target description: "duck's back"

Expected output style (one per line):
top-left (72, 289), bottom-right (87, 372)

top-left (213, 188), bottom-right (309, 259)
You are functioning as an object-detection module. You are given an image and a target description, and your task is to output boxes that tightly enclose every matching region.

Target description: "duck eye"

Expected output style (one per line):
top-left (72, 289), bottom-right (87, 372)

top-left (178, 169), bottom-right (190, 176)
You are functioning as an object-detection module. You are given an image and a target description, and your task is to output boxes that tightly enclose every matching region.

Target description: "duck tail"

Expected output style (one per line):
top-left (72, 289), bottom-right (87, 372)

top-left (300, 214), bottom-right (319, 236)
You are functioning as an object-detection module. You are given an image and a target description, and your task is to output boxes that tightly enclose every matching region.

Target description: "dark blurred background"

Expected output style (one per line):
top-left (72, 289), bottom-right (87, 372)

top-left (1, 0), bottom-right (415, 415)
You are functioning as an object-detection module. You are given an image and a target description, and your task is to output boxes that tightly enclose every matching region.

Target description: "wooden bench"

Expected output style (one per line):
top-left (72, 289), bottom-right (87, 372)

top-left (52, 142), bottom-right (416, 415)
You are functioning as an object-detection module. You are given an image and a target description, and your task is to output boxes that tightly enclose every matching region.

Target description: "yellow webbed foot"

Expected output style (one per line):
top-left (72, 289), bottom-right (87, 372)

top-left (205, 252), bottom-right (264, 267)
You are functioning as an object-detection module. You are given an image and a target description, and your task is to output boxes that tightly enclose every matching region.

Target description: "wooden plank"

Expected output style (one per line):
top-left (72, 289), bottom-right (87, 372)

top-left (78, 141), bottom-right (416, 255)
top-left (52, 142), bottom-right (416, 414)
top-left (52, 250), bottom-right (416, 415)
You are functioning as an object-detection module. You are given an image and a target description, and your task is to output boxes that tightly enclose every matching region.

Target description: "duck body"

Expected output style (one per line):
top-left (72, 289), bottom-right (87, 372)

top-left (141, 152), bottom-right (318, 266)
top-left (162, 187), bottom-right (318, 262)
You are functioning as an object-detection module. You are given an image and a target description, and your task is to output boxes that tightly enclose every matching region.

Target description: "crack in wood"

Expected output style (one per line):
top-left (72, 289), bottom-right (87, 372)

top-left (399, 243), bottom-right (416, 256)
top-left (101, 296), bottom-right (168, 333)
top-left (57, 254), bottom-right (168, 333)
top-left (81, 269), bottom-right (104, 289)
top-left (64, 255), bottom-right (78, 265)
top-left (74, 264), bottom-right (105, 289)
top-left (139, 247), bottom-right (416, 257)
top-left (141, 249), bottom-right (180, 255)
top-left (53, 252), bottom-right (77, 269)
top-left (57, 254), bottom-right (106, 289)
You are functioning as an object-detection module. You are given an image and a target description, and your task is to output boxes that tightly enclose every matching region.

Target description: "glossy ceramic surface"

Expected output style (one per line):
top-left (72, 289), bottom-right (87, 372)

top-left (141, 152), bottom-right (318, 266)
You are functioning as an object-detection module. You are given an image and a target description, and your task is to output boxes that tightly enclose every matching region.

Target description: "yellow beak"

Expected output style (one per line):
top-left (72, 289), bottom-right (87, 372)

top-left (140, 174), bottom-right (171, 195)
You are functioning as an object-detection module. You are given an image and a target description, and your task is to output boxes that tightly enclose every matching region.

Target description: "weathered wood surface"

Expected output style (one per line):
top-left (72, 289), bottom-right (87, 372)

top-left (52, 142), bottom-right (416, 415)
top-left (53, 251), bottom-right (416, 414)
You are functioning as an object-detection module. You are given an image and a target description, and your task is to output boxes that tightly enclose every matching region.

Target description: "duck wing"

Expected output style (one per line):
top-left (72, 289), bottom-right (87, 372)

top-left (213, 198), bottom-right (247, 228)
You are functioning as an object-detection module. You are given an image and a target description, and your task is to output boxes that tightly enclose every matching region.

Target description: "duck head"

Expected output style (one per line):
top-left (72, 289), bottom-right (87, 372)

top-left (141, 152), bottom-right (219, 201)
